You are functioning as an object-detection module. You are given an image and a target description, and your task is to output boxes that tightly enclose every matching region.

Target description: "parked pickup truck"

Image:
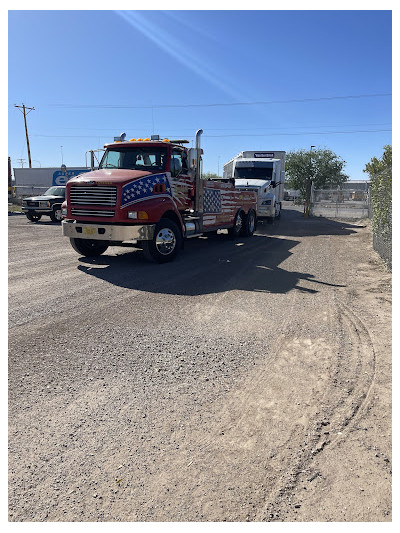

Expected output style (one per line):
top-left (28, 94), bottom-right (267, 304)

top-left (22, 186), bottom-right (66, 223)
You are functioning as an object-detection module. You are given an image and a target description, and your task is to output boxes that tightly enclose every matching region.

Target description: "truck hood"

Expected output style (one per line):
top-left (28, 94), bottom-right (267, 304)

top-left (24, 195), bottom-right (64, 201)
top-left (235, 178), bottom-right (271, 188)
top-left (69, 169), bottom-right (152, 185)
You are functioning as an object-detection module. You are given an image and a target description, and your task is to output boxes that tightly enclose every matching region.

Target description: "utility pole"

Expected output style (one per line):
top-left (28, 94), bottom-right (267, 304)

top-left (304, 145), bottom-right (316, 217)
top-left (15, 103), bottom-right (35, 168)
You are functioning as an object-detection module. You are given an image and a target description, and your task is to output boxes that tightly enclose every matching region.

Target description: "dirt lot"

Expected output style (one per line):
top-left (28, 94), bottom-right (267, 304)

top-left (8, 207), bottom-right (392, 522)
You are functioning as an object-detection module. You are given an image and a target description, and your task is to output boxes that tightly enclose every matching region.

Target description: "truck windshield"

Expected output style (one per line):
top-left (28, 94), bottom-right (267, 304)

top-left (99, 147), bottom-right (168, 172)
top-left (44, 186), bottom-right (65, 196)
top-left (235, 167), bottom-right (273, 179)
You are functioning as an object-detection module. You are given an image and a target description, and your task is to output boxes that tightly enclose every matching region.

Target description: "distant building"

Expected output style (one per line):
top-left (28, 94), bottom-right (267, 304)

top-left (13, 167), bottom-right (90, 196)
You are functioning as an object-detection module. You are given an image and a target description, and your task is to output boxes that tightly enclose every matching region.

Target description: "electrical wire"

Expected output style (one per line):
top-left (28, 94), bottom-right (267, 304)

top-left (31, 128), bottom-right (392, 139)
top-left (50, 93), bottom-right (391, 110)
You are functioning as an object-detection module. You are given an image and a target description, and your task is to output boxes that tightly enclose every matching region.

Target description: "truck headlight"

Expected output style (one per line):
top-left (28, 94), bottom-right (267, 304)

top-left (128, 211), bottom-right (148, 220)
top-left (62, 207), bottom-right (67, 216)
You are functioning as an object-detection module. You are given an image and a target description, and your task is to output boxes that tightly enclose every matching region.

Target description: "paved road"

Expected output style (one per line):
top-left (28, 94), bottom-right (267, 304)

top-left (8, 208), bottom-right (391, 522)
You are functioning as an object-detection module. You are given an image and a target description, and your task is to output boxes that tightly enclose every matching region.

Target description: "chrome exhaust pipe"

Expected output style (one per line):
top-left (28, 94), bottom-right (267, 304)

top-left (194, 129), bottom-right (203, 216)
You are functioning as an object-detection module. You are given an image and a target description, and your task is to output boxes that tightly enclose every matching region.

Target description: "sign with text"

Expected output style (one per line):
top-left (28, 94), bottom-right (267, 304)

top-left (52, 169), bottom-right (90, 186)
top-left (253, 152), bottom-right (275, 158)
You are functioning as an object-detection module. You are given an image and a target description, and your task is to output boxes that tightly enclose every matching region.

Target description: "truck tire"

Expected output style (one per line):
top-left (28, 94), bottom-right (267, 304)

top-left (26, 213), bottom-right (42, 222)
top-left (142, 218), bottom-right (182, 263)
top-left (241, 209), bottom-right (256, 236)
top-left (70, 238), bottom-right (109, 257)
top-left (228, 211), bottom-right (244, 238)
top-left (50, 205), bottom-right (63, 223)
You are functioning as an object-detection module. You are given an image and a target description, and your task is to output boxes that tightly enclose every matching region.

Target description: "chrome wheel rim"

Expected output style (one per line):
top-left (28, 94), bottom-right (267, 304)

top-left (248, 212), bottom-right (255, 233)
top-left (235, 214), bottom-right (243, 232)
top-left (54, 209), bottom-right (63, 221)
top-left (155, 228), bottom-right (176, 255)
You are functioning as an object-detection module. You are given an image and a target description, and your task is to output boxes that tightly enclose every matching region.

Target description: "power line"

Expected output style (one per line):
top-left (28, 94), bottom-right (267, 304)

top-left (50, 93), bottom-right (391, 110)
top-left (52, 122), bottom-right (392, 132)
top-left (31, 128), bottom-right (391, 139)
top-left (203, 129), bottom-right (392, 137)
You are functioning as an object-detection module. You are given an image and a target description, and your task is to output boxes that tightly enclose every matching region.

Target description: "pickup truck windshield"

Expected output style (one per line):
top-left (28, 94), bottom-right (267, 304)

top-left (99, 147), bottom-right (168, 172)
top-left (235, 167), bottom-right (273, 179)
top-left (44, 186), bottom-right (65, 196)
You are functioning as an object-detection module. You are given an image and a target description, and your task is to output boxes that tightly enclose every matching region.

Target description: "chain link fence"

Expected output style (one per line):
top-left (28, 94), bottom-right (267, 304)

top-left (311, 183), bottom-right (370, 218)
top-left (369, 174), bottom-right (392, 271)
top-left (309, 180), bottom-right (391, 270)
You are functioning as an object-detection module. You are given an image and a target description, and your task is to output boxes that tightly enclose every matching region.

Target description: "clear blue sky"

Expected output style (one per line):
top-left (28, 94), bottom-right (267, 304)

top-left (8, 9), bottom-right (392, 179)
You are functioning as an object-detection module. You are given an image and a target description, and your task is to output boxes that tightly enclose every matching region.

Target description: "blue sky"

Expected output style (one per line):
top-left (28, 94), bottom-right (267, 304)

top-left (8, 9), bottom-right (392, 179)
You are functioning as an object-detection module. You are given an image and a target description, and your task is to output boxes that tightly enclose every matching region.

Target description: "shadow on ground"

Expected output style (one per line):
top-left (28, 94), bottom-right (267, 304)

top-left (76, 209), bottom-right (347, 296)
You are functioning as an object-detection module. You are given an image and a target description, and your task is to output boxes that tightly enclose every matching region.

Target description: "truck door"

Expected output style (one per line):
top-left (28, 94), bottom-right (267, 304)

top-left (169, 148), bottom-right (194, 210)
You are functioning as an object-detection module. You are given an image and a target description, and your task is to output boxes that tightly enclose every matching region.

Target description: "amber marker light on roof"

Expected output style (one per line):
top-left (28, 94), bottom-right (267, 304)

top-left (137, 138), bottom-right (143, 141)
top-left (144, 138), bottom-right (150, 141)
top-left (163, 139), bottom-right (170, 142)
top-left (129, 138), bottom-right (136, 142)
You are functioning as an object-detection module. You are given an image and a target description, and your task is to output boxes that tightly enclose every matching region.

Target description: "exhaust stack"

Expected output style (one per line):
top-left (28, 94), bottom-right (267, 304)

top-left (194, 129), bottom-right (203, 214)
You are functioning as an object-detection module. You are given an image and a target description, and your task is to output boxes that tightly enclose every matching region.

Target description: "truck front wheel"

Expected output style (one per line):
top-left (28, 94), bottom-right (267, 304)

top-left (26, 212), bottom-right (42, 222)
top-left (142, 218), bottom-right (182, 263)
top-left (70, 238), bottom-right (109, 257)
top-left (50, 205), bottom-right (63, 223)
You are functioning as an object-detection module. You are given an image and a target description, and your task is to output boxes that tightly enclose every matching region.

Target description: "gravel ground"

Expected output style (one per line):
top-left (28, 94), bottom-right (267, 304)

top-left (8, 207), bottom-right (392, 522)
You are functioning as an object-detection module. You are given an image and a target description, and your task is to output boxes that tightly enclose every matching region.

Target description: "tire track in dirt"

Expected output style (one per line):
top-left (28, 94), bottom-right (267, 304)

top-left (257, 295), bottom-right (377, 521)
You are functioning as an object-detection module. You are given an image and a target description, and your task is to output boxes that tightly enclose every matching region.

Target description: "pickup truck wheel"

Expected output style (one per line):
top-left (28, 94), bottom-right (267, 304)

top-left (26, 213), bottom-right (42, 222)
top-left (228, 211), bottom-right (244, 238)
top-left (142, 218), bottom-right (182, 263)
top-left (241, 209), bottom-right (256, 236)
top-left (50, 206), bottom-right (63, 223)
top-left (70, 238), bottom-right (109, 257)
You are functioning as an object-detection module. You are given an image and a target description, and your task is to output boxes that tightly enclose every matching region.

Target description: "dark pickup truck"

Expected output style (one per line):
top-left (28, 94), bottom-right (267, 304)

top-left (22, 186), bottom-right (66, 223)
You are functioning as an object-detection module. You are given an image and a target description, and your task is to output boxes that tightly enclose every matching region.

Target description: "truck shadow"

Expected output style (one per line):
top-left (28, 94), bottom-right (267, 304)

top-left (77, 226), bottom-right (346, 296)
top-left (256, 207), bottom-right (364, 237)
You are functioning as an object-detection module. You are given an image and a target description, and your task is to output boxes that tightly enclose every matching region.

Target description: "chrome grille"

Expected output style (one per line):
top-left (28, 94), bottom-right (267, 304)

top-left (70, 185), bottom-right (117, 206)
top-left (71, 208), bottom-right (115, 217)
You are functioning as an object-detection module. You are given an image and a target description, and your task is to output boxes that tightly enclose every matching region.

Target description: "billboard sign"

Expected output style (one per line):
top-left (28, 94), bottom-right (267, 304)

top-left (52, 168), bottom-right (90, 186)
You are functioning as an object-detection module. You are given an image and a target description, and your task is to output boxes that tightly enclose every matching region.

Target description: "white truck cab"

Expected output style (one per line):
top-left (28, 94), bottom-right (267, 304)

top-left (223, 151), bottom-right (286, 223)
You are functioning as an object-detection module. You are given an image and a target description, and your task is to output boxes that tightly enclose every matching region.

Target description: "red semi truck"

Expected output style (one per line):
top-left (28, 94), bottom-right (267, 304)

top-left (62, 129), bottom-right (257, 263)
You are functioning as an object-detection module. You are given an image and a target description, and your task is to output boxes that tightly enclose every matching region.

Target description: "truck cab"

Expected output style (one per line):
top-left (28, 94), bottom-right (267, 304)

top-left (223, 151), bottom-right (286, 223)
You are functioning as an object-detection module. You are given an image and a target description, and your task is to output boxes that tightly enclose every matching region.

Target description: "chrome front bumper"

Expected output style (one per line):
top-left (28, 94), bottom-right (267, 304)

top-left (62, 220), bottom-right (155, 242)
top-left (22, 207), bottom-right (53, 214)
top-left (257, 207), bottom-right (275, 217)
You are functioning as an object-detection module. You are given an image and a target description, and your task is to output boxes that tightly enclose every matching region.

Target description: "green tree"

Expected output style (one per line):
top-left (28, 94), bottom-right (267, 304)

top-left (285, 147), bottom-right (349, 215)
top-left (363, 145), bottom-right (392, 233)
top-left (203, 171), bottom-right (221, 180)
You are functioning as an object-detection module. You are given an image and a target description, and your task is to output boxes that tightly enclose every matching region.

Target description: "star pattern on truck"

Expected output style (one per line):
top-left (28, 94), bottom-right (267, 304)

top-left (121, 173), bottom-right (172, 208)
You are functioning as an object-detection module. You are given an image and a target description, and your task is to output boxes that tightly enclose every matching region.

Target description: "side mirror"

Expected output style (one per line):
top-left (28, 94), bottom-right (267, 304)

top-left (270, 181), bottom-right (276, 188)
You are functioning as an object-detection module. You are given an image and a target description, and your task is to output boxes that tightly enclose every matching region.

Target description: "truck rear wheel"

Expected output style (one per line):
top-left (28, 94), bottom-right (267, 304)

top-left (241, 209), bottom-right (256, 236)
top-left (70, 238), bottom-right (109, 257)
top-left (142, 218), bottom-right (182, 263)
top-left (228, 211), bottom-right (244, 238)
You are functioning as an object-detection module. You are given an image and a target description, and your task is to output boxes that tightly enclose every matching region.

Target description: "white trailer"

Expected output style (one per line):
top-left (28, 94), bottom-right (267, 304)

top-left (223, 150), bottom-right (286, 223)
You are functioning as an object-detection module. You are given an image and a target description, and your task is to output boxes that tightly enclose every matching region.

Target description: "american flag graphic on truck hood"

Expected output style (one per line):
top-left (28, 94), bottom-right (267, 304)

top-left (121, 173), bottom-right (172, 208)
